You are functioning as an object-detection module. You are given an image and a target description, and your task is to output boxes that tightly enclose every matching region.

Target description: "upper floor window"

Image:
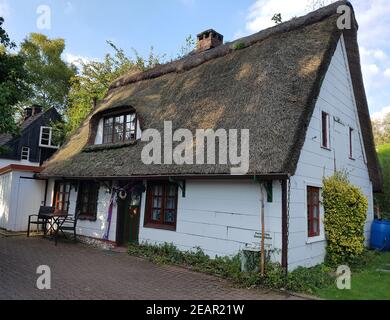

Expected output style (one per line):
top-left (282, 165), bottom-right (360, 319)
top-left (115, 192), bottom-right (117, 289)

top-left (349, 127), bottom-right (354, 159)
top-left (21, 147), bottom-right (30, 161)
top-left (39, 127), bottom-right (59, 149)
top-left (321, 111), bottom-right (330, 149)
top-left (103, 113), bottom-right (136, 144)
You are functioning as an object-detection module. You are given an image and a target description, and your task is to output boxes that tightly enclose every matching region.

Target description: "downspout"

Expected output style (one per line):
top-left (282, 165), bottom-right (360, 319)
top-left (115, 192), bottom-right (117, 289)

top-left (281, 179), bottom-right (288, 274)
top-left (254, 176), bottom-right (266, 276)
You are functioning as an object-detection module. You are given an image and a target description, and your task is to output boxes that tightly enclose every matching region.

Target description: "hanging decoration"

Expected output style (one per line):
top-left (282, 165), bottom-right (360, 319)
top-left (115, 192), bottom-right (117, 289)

top-left (118, 189), bottom-right (127, 200)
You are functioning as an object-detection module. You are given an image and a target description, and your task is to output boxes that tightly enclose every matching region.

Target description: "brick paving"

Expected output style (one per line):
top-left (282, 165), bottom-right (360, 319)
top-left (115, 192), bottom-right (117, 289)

top-left (0, 236), bottom-right (303, 300)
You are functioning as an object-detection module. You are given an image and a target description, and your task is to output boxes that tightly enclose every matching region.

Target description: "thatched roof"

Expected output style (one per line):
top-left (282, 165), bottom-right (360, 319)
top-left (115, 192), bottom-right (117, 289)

top-left (40, 1), bottom-right (383, 192)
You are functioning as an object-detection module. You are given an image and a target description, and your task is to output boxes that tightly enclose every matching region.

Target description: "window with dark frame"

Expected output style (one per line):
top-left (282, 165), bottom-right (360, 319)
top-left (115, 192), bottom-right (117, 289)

top-left (103, 113), bottom-right (136, 144)
top-left (307, 186), bottom-right (321, 238)
top-left (349, 127), bottom-right (354, 159)
top-left (144, 182), bottom-right (178, 230)
top-left (321, 111), bottom-right (329, 149)
top-left (53, 182), bottom-right (71, 213)
top-left (76, 181), bottom-right (99, 220)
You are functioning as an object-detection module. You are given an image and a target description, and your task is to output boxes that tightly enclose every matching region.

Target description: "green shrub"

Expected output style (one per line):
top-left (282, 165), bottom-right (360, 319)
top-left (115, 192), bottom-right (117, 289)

top-left (128, 242), bottom-right (336, 294)
top-left (323, 172), bottom-right (368, 266)
top-left (375, 145), bottom-right (390, 216)
top-left (232, 42), bottom-right (246, 50)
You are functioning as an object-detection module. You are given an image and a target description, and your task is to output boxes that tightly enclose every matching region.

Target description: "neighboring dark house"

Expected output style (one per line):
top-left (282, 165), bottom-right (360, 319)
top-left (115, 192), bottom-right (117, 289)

top-left (0, 105), bottom-right (62, 168)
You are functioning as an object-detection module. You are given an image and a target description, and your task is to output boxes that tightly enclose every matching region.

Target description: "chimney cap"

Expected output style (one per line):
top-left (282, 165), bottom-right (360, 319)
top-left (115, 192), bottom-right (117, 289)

top-left (197, 29), bottom-right (223, 40)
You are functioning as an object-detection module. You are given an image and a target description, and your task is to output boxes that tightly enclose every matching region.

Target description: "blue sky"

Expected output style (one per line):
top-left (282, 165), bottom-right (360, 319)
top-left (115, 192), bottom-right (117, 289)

top-left (1, 0), bottom-right (390, 118)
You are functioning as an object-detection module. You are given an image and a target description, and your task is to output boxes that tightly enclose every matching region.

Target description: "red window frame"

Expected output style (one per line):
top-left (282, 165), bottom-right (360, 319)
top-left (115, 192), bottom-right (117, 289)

top-left (321, 111), bottom-right (329, 149)
top-left (76, 181), bottom-right (99, 221)
top-left (102, 113), bottom-right (137, 144)
top-left (307, 186), bottom-right (321, 238)
top-left (144, 182), bottom-right (178, 231)
top-left (53, 181), bottom-right (71, 214)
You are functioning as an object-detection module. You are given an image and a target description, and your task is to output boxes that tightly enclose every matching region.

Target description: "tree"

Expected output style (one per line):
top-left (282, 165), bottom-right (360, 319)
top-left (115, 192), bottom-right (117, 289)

top-left (0, 17), bottom-right (31, 136)
top-left (63, 41), bottom-right (163, 137)
top-left (20, 33), bottom-right (77, 110)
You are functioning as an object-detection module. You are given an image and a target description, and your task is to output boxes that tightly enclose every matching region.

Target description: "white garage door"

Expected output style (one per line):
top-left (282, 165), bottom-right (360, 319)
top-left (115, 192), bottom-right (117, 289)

top-left (14, 177), bottom-right (46, 232)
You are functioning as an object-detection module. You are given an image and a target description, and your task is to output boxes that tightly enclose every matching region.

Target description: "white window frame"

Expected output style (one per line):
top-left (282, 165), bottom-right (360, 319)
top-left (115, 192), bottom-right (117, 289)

top-left (39, 126), bottom-right (59, 149)
top-left (21, 146), bottom-right (30, 161)
top-left (321, 111), bottom-right (331, 150)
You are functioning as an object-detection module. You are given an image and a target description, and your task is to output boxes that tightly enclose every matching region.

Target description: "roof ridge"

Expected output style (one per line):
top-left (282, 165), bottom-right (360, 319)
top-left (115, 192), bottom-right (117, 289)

top-left (108, 0), bottom-right (352, 91)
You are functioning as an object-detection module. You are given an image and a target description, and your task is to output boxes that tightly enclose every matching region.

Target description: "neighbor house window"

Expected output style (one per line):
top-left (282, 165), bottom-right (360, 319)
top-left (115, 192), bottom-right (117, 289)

top-left (39, 126), bottom-right (59, 149)
top-left (144, 182), bottom-right (178, 230)
top-left (307, 186), bottom-right (321, 237)
top-left (21, 147), bottom-right (30, 161)
top-left (53, 182), bottom-right (71, 213)
top-left (103, 113), bottom-right (136, 144)
top-left (76, 181), bottom-right (99, 220)
top-left (321, 111), bottom-right (330, 149)
top-left (349, 127), bottom-right (354, 159)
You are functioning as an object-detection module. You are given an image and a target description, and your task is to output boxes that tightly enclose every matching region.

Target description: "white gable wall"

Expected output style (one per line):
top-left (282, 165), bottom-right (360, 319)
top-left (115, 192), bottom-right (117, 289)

top-left (288, 35), bottom-right (374, 269)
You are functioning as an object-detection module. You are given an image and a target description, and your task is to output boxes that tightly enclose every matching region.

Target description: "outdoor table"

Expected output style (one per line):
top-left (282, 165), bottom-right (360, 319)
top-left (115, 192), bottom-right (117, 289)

top-left (39, 211), bottom-right (68, 237)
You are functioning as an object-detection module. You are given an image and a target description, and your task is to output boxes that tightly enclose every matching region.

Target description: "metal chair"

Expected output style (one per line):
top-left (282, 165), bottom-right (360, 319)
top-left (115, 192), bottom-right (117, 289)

top-left (27, 206), bottom-right (54, 237)
top-left (54, 211), bottom-right (80, 246)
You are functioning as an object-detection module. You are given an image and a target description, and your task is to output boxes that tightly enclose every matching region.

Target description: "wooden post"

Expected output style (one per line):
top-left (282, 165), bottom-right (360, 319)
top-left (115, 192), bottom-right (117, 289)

top-left (260, 183), bottom-right (265, 276)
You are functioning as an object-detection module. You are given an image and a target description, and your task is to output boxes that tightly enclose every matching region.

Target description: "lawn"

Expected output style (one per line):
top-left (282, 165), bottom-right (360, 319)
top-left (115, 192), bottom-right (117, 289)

top-left (316, 252), bottom-right (390, 300)
top-left (377, 144), bottom-right (390, 162)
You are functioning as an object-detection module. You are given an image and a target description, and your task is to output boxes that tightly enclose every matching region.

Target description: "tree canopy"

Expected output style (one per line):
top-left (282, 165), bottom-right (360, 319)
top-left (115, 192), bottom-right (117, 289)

top-left (20, 33), bottom-right (77, 110)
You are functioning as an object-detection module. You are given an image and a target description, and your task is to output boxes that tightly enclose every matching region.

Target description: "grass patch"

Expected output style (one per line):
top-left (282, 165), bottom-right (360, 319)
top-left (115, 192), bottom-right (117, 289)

top-left (316, 252), bottom-right (390, 300)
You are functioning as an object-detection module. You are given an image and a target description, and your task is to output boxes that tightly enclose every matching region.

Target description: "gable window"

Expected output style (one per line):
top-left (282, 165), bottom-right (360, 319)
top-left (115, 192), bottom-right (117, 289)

top-left (39, 127), bottom-right (59, 149)
top-left (21, 147), bottom-right (30, 161)
top-left (144, 182), bottom-right (178, 231)
top-left (349, 127), bottom-right (354, 159)
top-left (307, 186), bottom-right (321, 238)
top-left (76, 181), bottom-right (99, 221)
top-left (103, 113), bottom-right (136, 144)
top-left (321, 111), bottom-right (330, 149)
top-left (53, 181), bottom-right (71, 213)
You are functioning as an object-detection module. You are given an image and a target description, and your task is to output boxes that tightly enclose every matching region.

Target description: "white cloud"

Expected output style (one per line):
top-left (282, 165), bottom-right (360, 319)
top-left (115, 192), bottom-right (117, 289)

top-left (0, 0), bottom-right (10, 19)
top-left (371, 106), bottom-right (390, 121)
top-left (63, 53), bottom-right (98, 69)
top-left (235, 0), bottom-right (390, 116)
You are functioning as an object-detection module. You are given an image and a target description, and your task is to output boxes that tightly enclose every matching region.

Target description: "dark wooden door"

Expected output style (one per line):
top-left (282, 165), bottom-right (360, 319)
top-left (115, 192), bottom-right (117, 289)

top-left (116, 192), bottom-right (141, 246)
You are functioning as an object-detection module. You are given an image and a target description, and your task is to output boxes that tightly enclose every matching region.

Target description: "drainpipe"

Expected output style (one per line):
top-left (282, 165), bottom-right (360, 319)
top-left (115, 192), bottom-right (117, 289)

top-left (281, 179), bottom-right (288, 274)
top-left (259, 183), bottom-right (265, 276)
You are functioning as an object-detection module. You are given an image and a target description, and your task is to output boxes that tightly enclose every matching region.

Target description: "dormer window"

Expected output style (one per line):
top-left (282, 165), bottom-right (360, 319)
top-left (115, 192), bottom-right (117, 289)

top-left (103, 113), bottom-right (137, 144)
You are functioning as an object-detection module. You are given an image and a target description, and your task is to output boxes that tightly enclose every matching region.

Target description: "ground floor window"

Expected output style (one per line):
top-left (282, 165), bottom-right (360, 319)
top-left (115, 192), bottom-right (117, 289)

top-left (76, 181), bottom-right (99, 220)
top-left (144, 181), bottom-right (178, 231)
top-left (53, 181), bottom-right (71, 213)
top-left (307, 186), bottom-right (321, 237)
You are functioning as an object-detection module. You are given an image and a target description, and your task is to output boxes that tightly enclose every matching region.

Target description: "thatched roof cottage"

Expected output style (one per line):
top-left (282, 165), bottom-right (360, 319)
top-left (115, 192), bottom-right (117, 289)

top-left (39, 1), bottom-right (381, 270)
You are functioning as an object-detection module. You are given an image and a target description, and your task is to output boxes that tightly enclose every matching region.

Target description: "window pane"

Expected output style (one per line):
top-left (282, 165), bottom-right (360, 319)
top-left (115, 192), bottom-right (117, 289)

top-left (164, 211), bottom-right (175, 223)
top-left (152, 209), bottom-right (161, 221)
top-left (166, 197), bottom-right (175, 210)
top-left (153, 185), bottom-right (163, 196)
top-left (153, 197), bottom-right (162, 209)
top-left (168, 185), bottom-right (176, 197)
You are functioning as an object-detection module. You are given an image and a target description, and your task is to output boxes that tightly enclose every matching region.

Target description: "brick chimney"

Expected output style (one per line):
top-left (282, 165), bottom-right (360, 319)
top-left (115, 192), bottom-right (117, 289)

top-left (32, 105), bottom-right (42, 116)
top-left (24, 107), bottom-right (33, 120)
top-left (197, 29), bottom-right (223, 52)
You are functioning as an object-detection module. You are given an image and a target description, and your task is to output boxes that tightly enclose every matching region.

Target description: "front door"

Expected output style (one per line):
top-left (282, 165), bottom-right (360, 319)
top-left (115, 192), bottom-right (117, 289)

top-left (116, 189), bottom-right (141, 246)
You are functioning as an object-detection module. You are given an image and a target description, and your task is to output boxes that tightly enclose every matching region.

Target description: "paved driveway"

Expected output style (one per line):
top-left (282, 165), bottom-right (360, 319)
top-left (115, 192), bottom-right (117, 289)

top-left (0, 236), bottom-right (302, 300)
